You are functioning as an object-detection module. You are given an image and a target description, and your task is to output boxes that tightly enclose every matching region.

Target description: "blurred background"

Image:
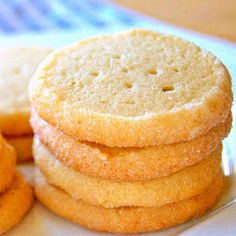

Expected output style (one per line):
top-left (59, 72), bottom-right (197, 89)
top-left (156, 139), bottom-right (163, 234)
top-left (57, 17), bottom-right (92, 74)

top-left (115, 0), bottom-right (236, 42)
top-left (0, 0), bottom-right (235, 42)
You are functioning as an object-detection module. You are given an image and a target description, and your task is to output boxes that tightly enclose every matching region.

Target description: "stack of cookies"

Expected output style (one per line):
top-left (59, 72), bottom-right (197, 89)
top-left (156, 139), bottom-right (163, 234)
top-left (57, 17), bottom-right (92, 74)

top-left (0, 132), bottom-right (33, 234)
top-left (30, 30), bottom-right (232, 233)
top-left (0, 48), bottom-right (52, 162)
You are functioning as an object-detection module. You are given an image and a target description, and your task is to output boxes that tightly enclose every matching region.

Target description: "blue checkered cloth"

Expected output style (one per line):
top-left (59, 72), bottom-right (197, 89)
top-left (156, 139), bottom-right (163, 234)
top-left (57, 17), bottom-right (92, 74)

top-left (0, 0), bottom-right (149, 33)
top-left (0, 0), bottom-right (235, 181)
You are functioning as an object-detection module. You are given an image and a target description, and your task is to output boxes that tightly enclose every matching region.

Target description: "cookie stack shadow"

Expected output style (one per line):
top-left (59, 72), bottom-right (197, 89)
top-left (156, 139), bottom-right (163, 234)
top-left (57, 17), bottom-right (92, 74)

top-left (30, 29), bottom-right (233, 234)
top-left (0, 133), bottom-right (33, 234)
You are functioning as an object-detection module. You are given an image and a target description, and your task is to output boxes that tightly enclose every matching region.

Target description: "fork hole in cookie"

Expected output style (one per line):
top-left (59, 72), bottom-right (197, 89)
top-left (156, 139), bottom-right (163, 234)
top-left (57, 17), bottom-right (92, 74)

top-left (124, 81), bottom-right (133, 89)
top-left (173, 68), bottom-right (179, 73)
top-left (162, 85), bottom-right (174, 92)
top-left (90, 71), bottom-right (99, 77)
top-left (122, 68), bottom-right (128, 73)
top-left (147, 68), bottom-right (157, 75)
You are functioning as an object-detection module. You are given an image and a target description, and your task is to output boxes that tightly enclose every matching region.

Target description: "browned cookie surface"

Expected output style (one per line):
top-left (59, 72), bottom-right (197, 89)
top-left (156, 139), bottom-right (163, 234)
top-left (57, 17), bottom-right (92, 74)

top-left (7, 135), bottom-right (33, 163)
top-left (0, 172), bottom-right (33, 234)
top-left (34, 138), bottom-right (222, 208)
top-left (31, 110), bottom-right (231, 181)
top-left (35, 169), bottom-right (223, 234)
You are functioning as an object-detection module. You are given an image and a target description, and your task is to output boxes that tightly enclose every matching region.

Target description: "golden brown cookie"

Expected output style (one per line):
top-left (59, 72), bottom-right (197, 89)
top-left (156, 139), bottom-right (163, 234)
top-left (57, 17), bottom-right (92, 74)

top-left (0, 136), bottom-right (16, 193)
top-left (35, 169), bottom-right (223, 234)
top-left (7, 135), bottom-right (33, 163)
top-left (0, 47), bottom-right (52, 136)
top-left (34, 138), bottom-right (222, 208)
top-left (0, 172), bottom-right (33, 234)
top-left (29, 29), bottom-right (232, 147)
top-left (31, 110), bottom-right (231, 181)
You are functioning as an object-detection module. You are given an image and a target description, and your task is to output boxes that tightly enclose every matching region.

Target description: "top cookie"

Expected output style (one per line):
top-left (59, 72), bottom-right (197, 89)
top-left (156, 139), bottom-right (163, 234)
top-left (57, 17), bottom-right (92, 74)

top-left (0, 47), bottom-right (52, 136)
top-left (30, 29), bottom-right (232, 147)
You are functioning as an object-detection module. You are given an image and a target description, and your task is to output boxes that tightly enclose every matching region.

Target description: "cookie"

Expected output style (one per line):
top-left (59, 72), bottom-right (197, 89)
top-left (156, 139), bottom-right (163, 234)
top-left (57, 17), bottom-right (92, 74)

top-left (0, 47), bottom-right (52, 136)
top-left (34, 138), bottom-right (221, 208)
top-left (35, 169), bottom-right (223, 234)
top-left (31, 110), bottom-right (231, 181)
top-left (29, 29), bottom-right (232, 147)
top-left (7, 135), bottom-right (33, 163)
top-left (0, 132), bottom-right (7, 158)
top-left (0, 172), bottom-right (33, 234)
top-left (0, 136), bottom-right (16, 193)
